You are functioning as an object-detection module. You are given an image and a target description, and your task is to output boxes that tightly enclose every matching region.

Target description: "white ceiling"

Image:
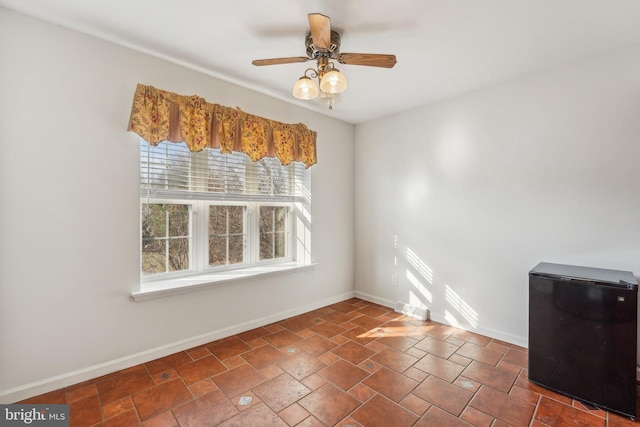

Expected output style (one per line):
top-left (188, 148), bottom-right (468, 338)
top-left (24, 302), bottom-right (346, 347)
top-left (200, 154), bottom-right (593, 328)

top-left (2, 0), bottom-right (640, 124)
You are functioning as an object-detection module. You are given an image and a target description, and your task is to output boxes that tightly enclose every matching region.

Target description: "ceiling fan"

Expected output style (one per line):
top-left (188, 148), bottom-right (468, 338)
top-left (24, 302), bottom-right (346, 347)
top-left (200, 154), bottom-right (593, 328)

top-left (252, 13), bottom-right (397, 108)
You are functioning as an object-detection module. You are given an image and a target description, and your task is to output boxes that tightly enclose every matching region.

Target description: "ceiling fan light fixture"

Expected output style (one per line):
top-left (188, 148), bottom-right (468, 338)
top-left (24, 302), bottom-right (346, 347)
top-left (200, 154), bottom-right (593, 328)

top-left (319, 91), bottom-right (341, 110)
top-left (292, 75), bottom-right (319, 100)
top-left (252, 13), bottom-right (396, 110)
top-left (320, 69), bottom-right (347, 94)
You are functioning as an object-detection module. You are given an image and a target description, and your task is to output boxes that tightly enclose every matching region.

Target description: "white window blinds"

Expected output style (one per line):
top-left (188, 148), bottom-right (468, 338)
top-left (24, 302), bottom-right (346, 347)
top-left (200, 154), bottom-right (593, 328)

top-left (140, 140), bottom-right (310, 203)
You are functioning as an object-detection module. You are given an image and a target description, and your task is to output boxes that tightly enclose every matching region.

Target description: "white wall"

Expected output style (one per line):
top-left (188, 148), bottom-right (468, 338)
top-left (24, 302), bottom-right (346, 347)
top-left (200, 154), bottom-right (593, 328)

top-left (0, 8), bottom-right (354, 402)
top-left (355, 45), bottom-right (640, 347)
top-left (3, 4), bottom-right (640, 402)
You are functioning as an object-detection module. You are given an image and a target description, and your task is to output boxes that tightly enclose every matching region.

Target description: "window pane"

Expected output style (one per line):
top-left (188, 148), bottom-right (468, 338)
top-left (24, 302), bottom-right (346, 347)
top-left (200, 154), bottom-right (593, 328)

top-left (209, 205), bottom-right (225, 234)
top-left (274, 207), bottom-right (287, 231)
top-left (274, 233), bottom-right (286, 258)
top-left (208, 205), bottom-right (245, 267)
top-left (142, 204), bottom-right (167, 237)
top-left (142, 239), bottom-right (166, 274)
top-left (228, 206), bottom-right (244, 234)
top-left (228, 235), bottom-right (244, 264)
top-left (141, 203), bottom-right (191, 275)
top-left (168, 238), bottom-right (190, 271)
top-left (209, 236), bottom-right (227, 266)
top-left (259, 206), bottom-right (288, 261)
top-left (168, 204), bottom-right (189, 237)
top-left (260, 206), bottom-right (274, 232)
top-left (260, 231), bottom-right (273, 260)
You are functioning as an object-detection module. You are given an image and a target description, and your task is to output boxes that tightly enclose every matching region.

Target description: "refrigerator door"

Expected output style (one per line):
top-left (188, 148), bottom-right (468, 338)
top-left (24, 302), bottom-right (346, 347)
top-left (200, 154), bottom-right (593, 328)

top-left (529, 263), bottom-right (638, 418)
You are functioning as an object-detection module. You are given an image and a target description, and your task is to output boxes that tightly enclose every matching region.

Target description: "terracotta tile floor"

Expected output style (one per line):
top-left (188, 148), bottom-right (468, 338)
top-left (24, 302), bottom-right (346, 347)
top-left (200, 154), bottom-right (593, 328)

top-left (17, 298), bottom-right (640, 426)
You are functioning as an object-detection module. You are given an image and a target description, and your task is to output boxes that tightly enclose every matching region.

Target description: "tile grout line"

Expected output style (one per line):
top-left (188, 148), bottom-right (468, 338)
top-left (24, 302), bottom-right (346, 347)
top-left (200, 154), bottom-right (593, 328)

top-left (19, 298), bottom-right (632, 427)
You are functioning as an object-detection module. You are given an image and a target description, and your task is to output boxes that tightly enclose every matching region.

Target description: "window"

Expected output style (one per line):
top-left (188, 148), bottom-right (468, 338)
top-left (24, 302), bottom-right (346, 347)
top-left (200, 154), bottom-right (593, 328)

top-left (141, 203), bottom-right (191, 274)
top-left (139, 140), bottom-right (311, 292)
top-left (259, 206), bottom-right (289, 260)
top-left (208, 205), bottom-right (246, 267)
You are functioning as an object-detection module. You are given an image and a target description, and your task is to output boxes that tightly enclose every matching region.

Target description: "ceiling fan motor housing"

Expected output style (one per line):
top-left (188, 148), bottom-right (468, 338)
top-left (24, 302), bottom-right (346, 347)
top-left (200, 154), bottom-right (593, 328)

top-left (305, 30), bottom-right (341, 59)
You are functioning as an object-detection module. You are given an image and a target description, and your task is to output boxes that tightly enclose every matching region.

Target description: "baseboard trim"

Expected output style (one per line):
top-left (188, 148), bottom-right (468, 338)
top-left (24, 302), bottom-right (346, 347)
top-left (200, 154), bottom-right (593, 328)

top-left (0, 291), bottom-right (355, 404)
top-left (427, 311), bottom-right (528, 348)
top-left (354, 290), bottom-right (527, 348)
top-left (353, 291), bottom-right (395, 309)
top-left (394, 302), bottom-right (429, 321)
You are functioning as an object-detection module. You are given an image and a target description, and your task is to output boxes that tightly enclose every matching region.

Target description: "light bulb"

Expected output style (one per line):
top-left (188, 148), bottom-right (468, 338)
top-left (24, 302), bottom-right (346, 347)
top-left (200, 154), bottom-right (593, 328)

top-left (320, 69), bottom-right (347, 94)
top-left (292, 76), bottom-right (319, 100)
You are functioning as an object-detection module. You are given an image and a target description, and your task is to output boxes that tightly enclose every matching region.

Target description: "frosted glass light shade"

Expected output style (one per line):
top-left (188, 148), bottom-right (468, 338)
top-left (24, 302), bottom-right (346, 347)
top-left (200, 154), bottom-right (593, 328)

top-left (292, 76), bottom-right (319, 100)
top-left (319, 91), bottom-right (341, 110)
top-left (320, 69), bottom-right (347, 94)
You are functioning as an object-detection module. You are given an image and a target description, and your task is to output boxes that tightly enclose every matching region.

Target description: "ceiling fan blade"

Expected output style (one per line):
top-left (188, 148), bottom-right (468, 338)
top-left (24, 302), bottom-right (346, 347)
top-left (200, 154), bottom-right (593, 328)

top-left (308, 13), bottom-right (331, 49)
top-left (337, 53), bottom-right (397, 68)
top-left (252, 57), bottom-right (310, 66)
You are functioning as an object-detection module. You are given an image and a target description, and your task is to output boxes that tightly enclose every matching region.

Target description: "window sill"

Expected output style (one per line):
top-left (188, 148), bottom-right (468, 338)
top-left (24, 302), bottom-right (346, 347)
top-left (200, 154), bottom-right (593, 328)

top-left (131, 262), bottom-right (316, 302)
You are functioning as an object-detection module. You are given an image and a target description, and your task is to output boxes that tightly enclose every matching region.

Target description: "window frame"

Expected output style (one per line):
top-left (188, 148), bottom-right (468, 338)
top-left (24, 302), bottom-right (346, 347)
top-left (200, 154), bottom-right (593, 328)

top-left (202, 201), bottom-right (250, 272)
top-left (256, 202), bottom-right (293, 264)
top-left (140, 200), bottom-right (298, 280)
top-left (140, 199), bottom-right (195, 280)
top-left (136, 140), bottom-right (312, 299)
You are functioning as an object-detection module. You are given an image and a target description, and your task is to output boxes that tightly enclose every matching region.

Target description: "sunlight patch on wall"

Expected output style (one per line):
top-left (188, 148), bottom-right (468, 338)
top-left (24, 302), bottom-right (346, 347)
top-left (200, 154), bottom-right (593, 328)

top-left (444, 310), bottom-right (460, 328)
top-left (407, 270), bottom-right (432, 304)
top-left (295, 202), bottom-right (311, 264)
top-left (394, 235), bottom-right (398, 267)
top-left (445, 285), bottom-right (478, 328)
top-left (296, 202), bottom-right (311, 223)
top-left (406, 248), bottom-right (433, 284)
top-left (395, 246), bottom-right (432, 321)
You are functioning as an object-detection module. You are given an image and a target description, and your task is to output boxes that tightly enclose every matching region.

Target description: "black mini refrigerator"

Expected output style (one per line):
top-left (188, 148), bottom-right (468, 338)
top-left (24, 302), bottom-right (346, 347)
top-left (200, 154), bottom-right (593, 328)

top-left (529, 262), bottom-right (638, 418)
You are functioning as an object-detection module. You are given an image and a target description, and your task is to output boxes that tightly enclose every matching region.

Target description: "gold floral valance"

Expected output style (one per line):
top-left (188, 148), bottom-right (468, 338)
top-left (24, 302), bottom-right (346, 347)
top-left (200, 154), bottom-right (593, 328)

top-left (127, 84), bottom-right (317, 168)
